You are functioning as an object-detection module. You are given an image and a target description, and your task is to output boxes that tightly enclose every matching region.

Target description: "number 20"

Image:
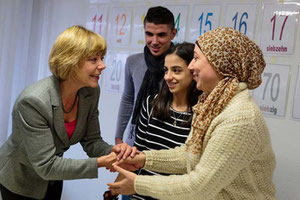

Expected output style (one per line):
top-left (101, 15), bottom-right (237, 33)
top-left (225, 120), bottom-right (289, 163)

top-left (110, 60), bottom-right (122, 81)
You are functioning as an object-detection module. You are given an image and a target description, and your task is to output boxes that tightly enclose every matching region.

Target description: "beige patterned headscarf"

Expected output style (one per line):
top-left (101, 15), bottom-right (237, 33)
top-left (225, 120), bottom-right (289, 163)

top-left (186, 27), bottom-right (266, 154)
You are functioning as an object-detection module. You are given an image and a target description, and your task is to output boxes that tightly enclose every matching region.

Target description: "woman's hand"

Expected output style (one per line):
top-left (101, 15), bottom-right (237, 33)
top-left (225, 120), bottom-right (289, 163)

top-left (111, 143), bottom-right (138, 160)
top-left (107, 164), bottom-right (136, 195)
top-left (110, 173), bottom-right (126, 196)
top-left (115, 152), bottom-right (146, 171)
top-left (97, 152), bottom-right (117, 169)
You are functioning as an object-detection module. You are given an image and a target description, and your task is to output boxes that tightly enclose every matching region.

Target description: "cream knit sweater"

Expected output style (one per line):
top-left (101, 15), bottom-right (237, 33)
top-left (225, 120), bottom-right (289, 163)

top-left (134, 85), bottom-right (276, 200)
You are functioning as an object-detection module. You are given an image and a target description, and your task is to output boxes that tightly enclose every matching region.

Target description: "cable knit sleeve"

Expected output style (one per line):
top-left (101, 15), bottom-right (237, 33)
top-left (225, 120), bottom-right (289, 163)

top-left (142, 145), bottom-right (187, 174)
top-left (134, 105), bottom-right (263, 200)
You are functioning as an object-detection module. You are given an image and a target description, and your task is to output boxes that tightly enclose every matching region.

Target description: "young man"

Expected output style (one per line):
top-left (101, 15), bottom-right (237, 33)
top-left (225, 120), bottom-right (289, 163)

top-left (115, 6), bottom-right (177, 145)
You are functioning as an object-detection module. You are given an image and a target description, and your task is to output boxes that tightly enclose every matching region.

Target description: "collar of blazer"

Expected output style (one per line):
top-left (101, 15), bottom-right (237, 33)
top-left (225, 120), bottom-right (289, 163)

top-left (50, 75), bottom-right (93, 107)
top-left (50, 75), bottom-right (97, 146)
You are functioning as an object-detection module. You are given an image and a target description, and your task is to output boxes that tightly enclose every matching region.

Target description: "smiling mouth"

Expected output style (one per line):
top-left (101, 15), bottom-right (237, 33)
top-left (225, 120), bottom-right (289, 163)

top-left (151, 47), bottom-right (160, 52)
top-left (167, 83), bottom-right (177, 89)
top-left (91, 75), bottom-right (100, 80)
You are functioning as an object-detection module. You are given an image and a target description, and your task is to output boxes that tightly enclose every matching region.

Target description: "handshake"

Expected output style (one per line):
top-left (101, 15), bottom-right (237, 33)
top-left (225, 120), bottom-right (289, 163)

top-left (98, 143), bottom-right (146, 197)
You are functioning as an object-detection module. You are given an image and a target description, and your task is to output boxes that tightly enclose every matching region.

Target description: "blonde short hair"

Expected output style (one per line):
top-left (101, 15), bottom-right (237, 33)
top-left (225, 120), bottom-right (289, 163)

top-left (49, 25), bottom-right (107, 81)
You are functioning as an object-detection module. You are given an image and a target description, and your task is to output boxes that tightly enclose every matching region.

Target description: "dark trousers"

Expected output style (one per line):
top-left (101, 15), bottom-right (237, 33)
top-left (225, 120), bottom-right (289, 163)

top-left (0, 181), bottom-right (63, 200)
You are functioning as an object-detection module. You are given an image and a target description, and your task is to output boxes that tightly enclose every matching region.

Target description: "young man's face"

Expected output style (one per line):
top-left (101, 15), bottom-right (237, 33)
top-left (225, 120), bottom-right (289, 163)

top-left (144, 22), bottom-right (177, 57)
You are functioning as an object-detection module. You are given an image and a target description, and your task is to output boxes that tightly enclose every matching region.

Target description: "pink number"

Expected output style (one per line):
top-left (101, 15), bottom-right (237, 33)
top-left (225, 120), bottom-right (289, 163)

top-left (280, 15), bottom-right (288, 40)
top-left (270, 13), bottom-right (289, 41)
top-left (92, 15), bottom-right (97, 32)
top-left (270, 14), bottom-right (276, 40)
top-left (98, 14), bottom-right (103, 34)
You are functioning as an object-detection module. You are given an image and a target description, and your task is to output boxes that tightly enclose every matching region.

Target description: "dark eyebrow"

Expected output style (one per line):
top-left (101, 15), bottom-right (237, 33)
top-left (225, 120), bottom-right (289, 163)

top-left (157, 32), bottom-right (167, 36)
top-left (145, 31), bottom-right (168, 36)
top-left (170, 65), bottom-right (183, 69)
top-left (164, 65), bottom-right (182, 69)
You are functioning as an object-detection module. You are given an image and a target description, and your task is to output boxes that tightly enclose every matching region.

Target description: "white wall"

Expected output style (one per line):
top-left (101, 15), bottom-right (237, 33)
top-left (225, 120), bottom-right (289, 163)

top-left (0, 0), bottom-right (299, 199)
top-left (95, 1), bottom-right (300, 199)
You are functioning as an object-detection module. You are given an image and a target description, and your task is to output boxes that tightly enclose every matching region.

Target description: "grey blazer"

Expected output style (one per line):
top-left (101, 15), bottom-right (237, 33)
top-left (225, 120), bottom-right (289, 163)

top-left (0, 75), bottom-right (112, 199)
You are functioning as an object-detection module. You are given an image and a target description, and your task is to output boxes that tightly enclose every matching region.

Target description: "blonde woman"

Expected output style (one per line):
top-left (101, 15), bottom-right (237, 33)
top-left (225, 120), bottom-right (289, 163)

top-left (108, 27), bottom-right (276, 200)
top-left (0, 25), bottom-right (136, 200)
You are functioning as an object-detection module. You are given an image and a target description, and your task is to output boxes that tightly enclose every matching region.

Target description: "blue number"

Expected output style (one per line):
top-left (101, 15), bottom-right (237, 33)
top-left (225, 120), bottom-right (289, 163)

top-left (231, 12), bottom-right (248, 34)
top-left (239, 12), bottom-right (248, 34)
top-left (198, 12), bottom-right (213, 36)
top-left (232, 12), bottom-right (238, 30)
top-left (199, 13), bottom-right (204, 36)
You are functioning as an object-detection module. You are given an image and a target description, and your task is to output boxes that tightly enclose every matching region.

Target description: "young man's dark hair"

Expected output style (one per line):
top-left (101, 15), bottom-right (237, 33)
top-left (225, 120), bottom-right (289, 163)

top-left (143, 6), bottom-right (175, 30)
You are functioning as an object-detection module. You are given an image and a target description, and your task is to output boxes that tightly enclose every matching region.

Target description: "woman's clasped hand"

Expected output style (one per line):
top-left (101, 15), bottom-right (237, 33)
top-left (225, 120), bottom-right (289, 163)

top-left (107, 153), bottom-right (146, 195)
top-left (97, 143), bottom-right (138, 170)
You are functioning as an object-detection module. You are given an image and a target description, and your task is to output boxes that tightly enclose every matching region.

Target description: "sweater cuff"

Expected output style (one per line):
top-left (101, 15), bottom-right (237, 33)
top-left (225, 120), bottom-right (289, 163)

top-left (142, 150), bottom-right (153, 170)
top-left (134, 174), bottom-right (152, 197)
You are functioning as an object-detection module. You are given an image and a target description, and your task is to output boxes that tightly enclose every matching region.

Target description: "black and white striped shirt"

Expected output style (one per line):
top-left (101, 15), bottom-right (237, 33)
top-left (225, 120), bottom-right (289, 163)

top-left (133, 95), bottom-right (192, 200)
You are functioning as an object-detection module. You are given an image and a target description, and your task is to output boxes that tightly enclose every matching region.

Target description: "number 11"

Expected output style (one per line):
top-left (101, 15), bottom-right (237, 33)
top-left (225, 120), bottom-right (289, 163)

top-left (92, 14), bottom-right (103, 34)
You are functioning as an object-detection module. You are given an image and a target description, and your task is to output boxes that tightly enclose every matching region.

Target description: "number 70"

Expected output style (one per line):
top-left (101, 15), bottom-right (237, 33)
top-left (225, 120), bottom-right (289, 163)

top-left (262, 72), bottom-right (280, 102)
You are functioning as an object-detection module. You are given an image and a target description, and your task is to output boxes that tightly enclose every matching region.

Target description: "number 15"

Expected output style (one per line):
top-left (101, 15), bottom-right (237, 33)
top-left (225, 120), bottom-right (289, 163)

top-left (198, 12), bottom-right (213, 36)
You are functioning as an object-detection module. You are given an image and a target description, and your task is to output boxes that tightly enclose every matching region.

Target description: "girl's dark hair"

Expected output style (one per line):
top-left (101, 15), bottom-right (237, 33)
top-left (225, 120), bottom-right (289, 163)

top-left (151, 42), bottom-right (202, 124)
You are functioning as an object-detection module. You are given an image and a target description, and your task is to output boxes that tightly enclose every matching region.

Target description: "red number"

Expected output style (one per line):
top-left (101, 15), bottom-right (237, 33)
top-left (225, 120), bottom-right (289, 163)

top-left (279, 15), bottom-right (288, 40)
top-left (92, 15), bottom-right (96, 32)
top-left (120, 14), bottom-right (126, 35)
top-left (270, 13), bottom-right (289, 41)
top-left (115, 14), bottom-right (126, 36)
top-left (98, 14), bottom-right (103, 34)
top-left (92, 14), bottom-right (103, 34)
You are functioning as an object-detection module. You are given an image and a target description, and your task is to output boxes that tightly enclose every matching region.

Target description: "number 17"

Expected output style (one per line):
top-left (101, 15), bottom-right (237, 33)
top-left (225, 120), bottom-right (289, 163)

top-left (270, 13), bottom-right (288, 40)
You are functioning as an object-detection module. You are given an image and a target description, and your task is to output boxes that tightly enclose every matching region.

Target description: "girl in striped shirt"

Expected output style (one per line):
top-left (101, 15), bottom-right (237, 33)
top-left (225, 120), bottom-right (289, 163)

top-left (132, 42), bottom-right (202, 200)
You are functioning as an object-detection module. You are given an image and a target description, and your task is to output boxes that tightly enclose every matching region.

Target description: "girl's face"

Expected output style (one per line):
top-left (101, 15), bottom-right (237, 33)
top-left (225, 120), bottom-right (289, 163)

top-left (164, 53), bottom-right (194, 96)
top-left (188, 45), bottom-right (223, 92)
top-left (76, 54), bottom-right (105, 88)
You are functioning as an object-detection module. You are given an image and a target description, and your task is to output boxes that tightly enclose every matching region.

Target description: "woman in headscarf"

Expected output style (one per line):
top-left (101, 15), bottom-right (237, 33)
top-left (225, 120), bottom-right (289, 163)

top-left (107, 27), bottom-right (276, 200)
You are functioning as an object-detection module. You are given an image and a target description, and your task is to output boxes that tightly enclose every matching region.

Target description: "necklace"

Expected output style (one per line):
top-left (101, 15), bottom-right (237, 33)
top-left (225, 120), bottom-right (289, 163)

top-left (62, 92), bottom-right (78, 114)
top-left (172, 110), bottom-right (184, 126)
